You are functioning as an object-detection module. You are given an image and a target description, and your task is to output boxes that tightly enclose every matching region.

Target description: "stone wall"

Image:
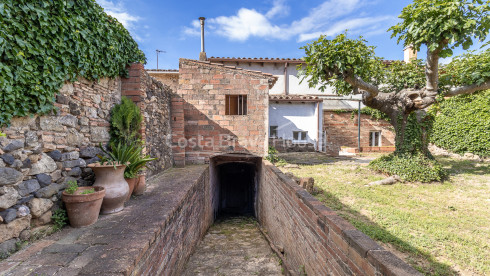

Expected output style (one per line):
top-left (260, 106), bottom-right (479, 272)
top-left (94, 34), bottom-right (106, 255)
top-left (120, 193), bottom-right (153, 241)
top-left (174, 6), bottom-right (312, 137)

top-left (324, 111), bottom-right (395, 154)
top-left (123, 64), bottom-right (174, 176)
top-left (0, 78), bottom-right (121, 254)
top-left (147, 70), bottom-right (179, 92)
top-left (257, 160), bottom-right (421, 276)
top-left (171, 59), bottom-right (276, 166)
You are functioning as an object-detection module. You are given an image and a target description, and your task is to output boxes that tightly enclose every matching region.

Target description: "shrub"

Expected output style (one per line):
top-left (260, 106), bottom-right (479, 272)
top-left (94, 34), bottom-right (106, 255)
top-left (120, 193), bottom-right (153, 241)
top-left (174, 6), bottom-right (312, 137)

top-left (51, 209), bottom-right (68, 231)
top-left (0, 0), bottom-right (146, 126)
top-left (109, 97), bottom-right (143, 145)
top-left (430, 90), bottom-right (490, 157)
top-left (369, 154), bottom-right (447, 182)
top-left (266, 146), bottom-right (284, 164)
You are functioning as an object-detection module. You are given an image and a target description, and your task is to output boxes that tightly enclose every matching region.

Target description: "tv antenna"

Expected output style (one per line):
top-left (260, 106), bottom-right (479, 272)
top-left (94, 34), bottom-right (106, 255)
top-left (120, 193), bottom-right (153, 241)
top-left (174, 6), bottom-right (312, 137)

top-left (156, 49), bottom-right (166, 70)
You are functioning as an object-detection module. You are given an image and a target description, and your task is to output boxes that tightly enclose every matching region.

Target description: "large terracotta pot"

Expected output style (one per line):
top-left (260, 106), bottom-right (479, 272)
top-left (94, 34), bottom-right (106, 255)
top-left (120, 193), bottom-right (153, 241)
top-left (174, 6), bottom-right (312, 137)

top-left (88, 163), bottom-right (128, 214)
top-left (62, 186), bottom-right (105, 228)
top-left (125, 177), bottom-right (137, 201)
top-left (132, 174), bottom-right (146, 196)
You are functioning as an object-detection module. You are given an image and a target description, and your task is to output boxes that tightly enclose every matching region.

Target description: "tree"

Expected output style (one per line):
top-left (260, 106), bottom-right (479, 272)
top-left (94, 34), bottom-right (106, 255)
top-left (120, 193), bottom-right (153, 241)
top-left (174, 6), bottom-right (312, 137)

top-left (300, 0), bottom-right (489, 181)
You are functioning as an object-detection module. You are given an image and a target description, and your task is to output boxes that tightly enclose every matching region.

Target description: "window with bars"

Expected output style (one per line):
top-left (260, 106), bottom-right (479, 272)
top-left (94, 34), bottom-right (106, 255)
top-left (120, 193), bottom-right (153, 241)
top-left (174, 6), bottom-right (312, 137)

top-left (369, 131), bottom-right (381, 146)
top-left (293, 131), bottom-right (307, 141)
top-left (225, 95), bottom-right (247, 115)
top-left (270, 126), bottom-right (278, 138)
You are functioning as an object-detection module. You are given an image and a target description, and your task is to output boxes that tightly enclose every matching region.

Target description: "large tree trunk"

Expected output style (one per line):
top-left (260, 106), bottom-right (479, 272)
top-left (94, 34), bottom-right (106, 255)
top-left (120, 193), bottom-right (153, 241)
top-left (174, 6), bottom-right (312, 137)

top-left (362, 88), bottom-right (433, 158)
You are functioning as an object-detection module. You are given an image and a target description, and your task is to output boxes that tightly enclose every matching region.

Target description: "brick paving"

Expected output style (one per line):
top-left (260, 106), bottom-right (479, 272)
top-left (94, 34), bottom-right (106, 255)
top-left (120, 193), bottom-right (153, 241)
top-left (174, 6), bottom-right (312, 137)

top-left (0, 165), bottom-right (207, 276)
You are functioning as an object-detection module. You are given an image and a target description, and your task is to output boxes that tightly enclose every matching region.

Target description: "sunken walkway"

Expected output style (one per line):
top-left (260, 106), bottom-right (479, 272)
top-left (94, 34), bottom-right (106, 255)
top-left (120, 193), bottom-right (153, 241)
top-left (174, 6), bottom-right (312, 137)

top-left (0, 165), bottom-right (210, 276)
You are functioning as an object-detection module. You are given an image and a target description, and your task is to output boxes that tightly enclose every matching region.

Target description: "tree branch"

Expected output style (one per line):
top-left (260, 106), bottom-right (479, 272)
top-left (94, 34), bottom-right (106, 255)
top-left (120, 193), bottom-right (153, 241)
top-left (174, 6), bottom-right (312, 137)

top-left (344, 75), bottom-right (379, 101)
top-left (446, 80), bottom-right (490, 97)
top-left (425, 48), bottom-right (440, 92)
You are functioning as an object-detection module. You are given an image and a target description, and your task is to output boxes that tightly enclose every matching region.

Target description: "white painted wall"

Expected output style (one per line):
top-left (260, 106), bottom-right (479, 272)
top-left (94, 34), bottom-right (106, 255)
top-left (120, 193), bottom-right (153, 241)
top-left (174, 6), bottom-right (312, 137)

top-left (219, 62), bottom-right (334, 95)
top-left (269, 102), bottom-right (322, 150)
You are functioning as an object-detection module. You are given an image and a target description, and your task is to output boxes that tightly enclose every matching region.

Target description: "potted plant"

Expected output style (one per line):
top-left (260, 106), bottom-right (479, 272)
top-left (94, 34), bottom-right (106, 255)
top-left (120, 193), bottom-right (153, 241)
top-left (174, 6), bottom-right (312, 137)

top-left (133, 172), bottom-right (146, 196)
top-left (62, 180), bottom-right (105, 227)
top-left (100, 141), bottom-right (156, 201)
top-left (88, 154), bottom-right (128, 214)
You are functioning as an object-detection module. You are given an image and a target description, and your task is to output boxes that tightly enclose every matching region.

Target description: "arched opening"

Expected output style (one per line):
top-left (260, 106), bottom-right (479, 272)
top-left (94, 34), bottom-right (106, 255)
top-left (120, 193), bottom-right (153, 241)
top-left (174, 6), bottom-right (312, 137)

top-left (217, 162), bottom-right (255, 217)
top-left (210, 153), bottom-right (261, 219)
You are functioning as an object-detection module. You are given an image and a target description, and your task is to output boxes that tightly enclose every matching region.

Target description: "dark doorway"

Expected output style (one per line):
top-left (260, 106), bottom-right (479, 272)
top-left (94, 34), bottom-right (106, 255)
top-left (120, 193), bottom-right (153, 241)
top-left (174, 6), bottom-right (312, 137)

top-left (217, 162), bottom-right (255, 217)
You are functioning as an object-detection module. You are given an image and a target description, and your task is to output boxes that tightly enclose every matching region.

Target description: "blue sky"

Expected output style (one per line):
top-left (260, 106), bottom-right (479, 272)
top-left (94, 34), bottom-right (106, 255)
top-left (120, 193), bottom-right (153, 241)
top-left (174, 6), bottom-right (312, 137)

top-left (96, 0), bottom-right (486, 70)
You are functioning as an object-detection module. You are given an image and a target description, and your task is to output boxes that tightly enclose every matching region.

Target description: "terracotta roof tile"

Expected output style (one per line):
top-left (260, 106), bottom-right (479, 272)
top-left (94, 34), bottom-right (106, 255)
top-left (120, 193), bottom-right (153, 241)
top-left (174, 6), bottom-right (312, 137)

top-left (269, 95), bottom-right (323, 102)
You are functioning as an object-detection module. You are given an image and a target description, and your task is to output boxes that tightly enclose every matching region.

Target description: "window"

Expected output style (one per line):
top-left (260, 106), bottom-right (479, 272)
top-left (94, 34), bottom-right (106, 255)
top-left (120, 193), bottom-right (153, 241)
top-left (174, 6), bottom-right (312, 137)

top-left (270, 126), bottom-right (278, 138)
top-left (225, 95), bottom-right (247, 115)
top-left (369, 131), bottom-right (381, 146)
top-left (293, 131), bottom-right (307, 141)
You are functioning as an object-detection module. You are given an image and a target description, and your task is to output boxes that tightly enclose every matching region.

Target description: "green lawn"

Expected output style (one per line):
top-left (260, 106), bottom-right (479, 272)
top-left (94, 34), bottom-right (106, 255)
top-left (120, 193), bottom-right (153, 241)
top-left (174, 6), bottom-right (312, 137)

top-left (277, 153), bottom-right (489, 276)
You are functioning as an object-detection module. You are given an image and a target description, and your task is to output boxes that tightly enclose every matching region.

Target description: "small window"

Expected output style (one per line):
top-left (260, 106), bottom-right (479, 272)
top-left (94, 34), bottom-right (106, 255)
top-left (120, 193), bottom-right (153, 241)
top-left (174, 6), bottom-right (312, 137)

top-left (293, 131), bottom-right (307, 141)
top-left (270, 126), bottom-right (278, 138)
top-left (225, 95), bottom-right (247, 115)
top-left (369, 131), bottom-right (381, 146)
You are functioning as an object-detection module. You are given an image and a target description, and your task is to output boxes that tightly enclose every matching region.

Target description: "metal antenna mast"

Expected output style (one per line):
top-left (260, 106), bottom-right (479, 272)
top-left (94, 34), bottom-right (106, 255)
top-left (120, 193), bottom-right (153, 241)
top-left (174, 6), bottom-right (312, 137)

top-left (156, 49), bottom-right (166, 70)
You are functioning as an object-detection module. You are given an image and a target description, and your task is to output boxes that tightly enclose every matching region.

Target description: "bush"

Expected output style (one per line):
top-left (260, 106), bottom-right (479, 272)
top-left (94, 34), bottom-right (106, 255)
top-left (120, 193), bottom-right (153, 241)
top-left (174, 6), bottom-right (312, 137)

top-left (369, 154), bottom-right (447, 182)
top-left (109, 96), bottom-right (143, 145)
top-left (266, 146), bottom-right (283, 163)
top-left (0, 0), bottom-right (146, 126)
top-left (430, 90), bottom-right (490, 157)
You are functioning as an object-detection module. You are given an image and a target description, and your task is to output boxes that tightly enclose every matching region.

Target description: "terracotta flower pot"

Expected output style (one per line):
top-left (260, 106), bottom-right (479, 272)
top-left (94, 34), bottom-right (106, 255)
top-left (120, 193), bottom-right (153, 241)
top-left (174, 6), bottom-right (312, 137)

top-left (88, 163), bottom-right (128, 214)
top-left (125, 177), bottom-right (137, 201)
top-left (62, 186), bottom-right (105, 228)
top-left (132, 174), bottom-right (146, 196)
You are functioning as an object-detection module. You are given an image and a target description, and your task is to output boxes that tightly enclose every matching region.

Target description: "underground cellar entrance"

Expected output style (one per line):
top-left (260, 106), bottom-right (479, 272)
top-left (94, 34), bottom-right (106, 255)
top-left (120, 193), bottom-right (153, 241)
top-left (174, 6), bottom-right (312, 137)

top-left (210, 153), bottom-right (261, 219)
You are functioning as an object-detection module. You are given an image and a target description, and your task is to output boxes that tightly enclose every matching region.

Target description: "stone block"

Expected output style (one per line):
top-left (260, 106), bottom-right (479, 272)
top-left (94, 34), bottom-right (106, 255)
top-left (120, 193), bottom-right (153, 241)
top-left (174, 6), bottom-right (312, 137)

top-left (0, 167), bottom-right (23, 186)
top-left (32, 210), bottom-right (52, 226)
top-left (29, 153), bottom-right (57, 175)
top-left (0, 154), bottom-right (15, 165)
top-left (0, 238), bottom-right (18, 256)
top-left (90, 127), bottom-right (110, 142)
top-left (36, 174), bottom-right (52, 187)
top-left (0, 209), bottom-right (17, 223)
top-left (16, 179), bottom-right (41, 197)
top-left (25, 131), bottom-right (39, 148)
top-left (46, 150), bottom-right (62, 162)
top-left (40, 116), bottom-right (65, 132)
top-left (34, 183), bottom-right (65, 199)
top-left (3, 140), bottom-right (24, 153)
top-left (0, 216), bottom-right (30, 243)
top-left (27, 198), bottom-right (53, 218)
top-left (60, 115), bottom-right (78, 128)
top-left (63, 158), bottom-right (86, 168)
top-left (0, 186), bottom-right (20, 210)
top-left (16, 205), bottom-right (30, 218)
top-left (61, 151), bottom-right (79, 161)
top-left (80, 147), bottom-right (102, 158)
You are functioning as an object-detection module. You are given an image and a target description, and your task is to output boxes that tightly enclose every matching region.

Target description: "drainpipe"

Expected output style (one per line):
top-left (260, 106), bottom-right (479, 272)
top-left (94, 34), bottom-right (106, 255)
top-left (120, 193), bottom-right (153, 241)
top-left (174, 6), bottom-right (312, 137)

top-left (199, 17), bottom-right (207, 61)
top-left (284, 62), bottom-right (288, 94)
top-left (358, 101), bottom-right (361, 153)
top-left (316, 101), bottom-right (320, 151)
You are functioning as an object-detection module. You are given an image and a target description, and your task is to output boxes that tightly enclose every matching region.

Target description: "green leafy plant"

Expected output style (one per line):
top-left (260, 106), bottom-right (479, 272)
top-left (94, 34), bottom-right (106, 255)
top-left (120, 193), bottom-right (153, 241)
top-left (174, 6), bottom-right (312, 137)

top-left (430, 90), bottom-right (490, 157)
top-left (65, 180), bottom-right (78, 195)
top-left (109, 96), bottom-right (143, 145)
top-left (0, 0), bottom-right (146, 126)
top-left (266, 146), bottom-right (284, 164)
top-left (0, 131), bottom-right (5, 137)
top-left (51, 208), bottom-right (68, 231)
top-left (99, 141), bottom-right (156, 178)
top-left (369, 153), bottom-right (447, 182)
top-left (80, 188), bottom-right (95, 195)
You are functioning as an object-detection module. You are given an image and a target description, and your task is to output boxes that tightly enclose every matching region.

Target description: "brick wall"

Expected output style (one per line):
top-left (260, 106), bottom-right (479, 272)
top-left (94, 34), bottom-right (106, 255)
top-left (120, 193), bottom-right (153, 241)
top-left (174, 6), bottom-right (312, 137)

top-left (121, 64), bottom-right (173, 176)
top-left (147, 71), bottom-right (179, 92)
top-left (257, 160), bottom-right (421, 276)
top-left (132, 167), bottom-right (212, 275)
top-left (172, 59), bottom-right (276, 165)
top-left (324, 111), bottom-right (395, 154)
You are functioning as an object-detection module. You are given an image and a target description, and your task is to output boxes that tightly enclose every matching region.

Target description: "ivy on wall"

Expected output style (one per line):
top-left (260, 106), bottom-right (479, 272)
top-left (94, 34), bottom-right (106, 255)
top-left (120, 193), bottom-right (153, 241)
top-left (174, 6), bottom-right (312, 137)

top-left (0, 0), bottom-right (146, 126)
top-left (430, 90), bottom-right (490, 157)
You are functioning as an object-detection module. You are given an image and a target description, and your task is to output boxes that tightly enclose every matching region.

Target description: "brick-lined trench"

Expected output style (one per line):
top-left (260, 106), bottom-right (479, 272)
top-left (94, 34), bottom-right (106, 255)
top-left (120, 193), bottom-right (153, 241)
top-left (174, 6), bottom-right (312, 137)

top-left (182, 217), bottom-right (282, 276)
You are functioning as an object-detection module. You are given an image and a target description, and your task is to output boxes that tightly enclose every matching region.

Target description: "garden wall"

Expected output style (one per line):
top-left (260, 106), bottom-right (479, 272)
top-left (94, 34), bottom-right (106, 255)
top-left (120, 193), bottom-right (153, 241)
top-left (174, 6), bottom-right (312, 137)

top-left (257, 160), bottom-right (421, 276)
top-left (0, 78), bottom-right (121, 254)
top-left (0, 64), bottom-right (174, 256)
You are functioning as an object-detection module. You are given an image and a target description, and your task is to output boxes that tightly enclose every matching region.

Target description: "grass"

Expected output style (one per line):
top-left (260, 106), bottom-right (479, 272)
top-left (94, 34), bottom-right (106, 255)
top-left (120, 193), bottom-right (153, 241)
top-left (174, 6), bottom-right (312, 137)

top-left (278, 153), bottom-right (490, 276)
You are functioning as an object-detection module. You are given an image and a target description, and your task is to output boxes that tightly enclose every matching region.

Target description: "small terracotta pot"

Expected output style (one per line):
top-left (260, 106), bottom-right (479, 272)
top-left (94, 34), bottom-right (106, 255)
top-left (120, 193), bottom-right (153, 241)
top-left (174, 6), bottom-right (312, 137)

top-left (125, 177), bottom-right (137, 201)
top-left (89, 163), bottom-right (128, 214)
top-left (62, 186), bottom-right (105, 228)
top-left (132, 175), bottom-right (146, 196)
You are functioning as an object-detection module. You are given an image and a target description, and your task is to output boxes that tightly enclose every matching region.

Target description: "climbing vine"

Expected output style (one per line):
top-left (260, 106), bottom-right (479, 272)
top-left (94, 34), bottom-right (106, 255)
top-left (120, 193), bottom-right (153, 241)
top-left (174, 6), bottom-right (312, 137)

top-left (430, 90), bottom-right (490, 157)
top-left (0, 0), bottom-right (146, 126)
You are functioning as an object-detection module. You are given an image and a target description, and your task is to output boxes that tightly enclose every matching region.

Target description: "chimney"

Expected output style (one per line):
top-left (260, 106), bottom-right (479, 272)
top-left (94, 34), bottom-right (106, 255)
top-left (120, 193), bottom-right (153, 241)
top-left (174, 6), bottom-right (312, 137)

top-left (404, 45), bottom-right (417, 63)
top-left (199, 17), bottom-right (207, 61)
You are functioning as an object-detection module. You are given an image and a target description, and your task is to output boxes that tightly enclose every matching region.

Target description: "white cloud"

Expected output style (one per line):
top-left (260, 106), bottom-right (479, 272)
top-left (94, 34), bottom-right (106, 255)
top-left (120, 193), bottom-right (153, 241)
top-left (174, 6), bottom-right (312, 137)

top-left (97, 0), bottom-right (141, 39)
top-left (183, 0), bottom-right (394, 42)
